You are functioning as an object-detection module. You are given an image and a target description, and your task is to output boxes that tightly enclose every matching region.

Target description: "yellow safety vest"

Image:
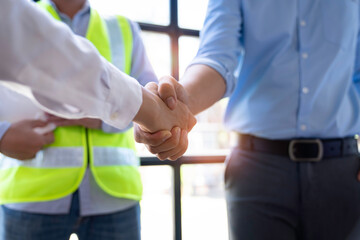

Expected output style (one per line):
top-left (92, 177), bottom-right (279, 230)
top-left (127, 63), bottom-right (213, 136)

top-left (0, 2), bottom-right (142, 204)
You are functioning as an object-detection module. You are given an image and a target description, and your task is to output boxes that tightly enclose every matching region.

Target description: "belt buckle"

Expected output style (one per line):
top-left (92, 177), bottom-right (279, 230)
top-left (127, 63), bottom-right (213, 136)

top-left (289, 139), bottom-right (323, 162)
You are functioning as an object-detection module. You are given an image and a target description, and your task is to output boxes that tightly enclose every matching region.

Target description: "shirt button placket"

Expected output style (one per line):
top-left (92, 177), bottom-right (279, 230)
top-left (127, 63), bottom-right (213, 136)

top-left (298, 11), bottom-right (310, 135)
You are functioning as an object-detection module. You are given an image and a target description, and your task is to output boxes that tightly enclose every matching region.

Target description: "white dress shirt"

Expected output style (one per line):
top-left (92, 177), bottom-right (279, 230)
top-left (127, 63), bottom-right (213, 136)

top-left (0, 0), bottom-right (142, 129)
top-left (0, 0), bottom-right (158, 216)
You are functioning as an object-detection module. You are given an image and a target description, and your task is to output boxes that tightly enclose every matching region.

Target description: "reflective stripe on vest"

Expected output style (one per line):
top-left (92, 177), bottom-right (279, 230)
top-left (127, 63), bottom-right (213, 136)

top-left (0, 147), bottom-right (138, 169)
top-left (0, 3), bottom-right (142, 204)
top-left (104, 16), bottom-right (133, 74)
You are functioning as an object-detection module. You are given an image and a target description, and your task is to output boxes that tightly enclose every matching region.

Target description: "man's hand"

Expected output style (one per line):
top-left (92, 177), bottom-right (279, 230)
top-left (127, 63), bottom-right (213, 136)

top-left (0, 120), bottom-right (55, 160)
top-left (134, 76), bottom-right (194, 160)
top-left (135, 65), bottom-right (226, 160)
top-left (45, 114), bottom-right (102, 129)
top-left (133, 79), bottom-right (196, 134)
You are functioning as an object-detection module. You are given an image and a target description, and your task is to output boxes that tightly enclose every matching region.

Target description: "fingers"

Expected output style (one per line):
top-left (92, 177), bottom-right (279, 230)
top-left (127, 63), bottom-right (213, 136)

top-left (158, 76), bottom-right (178, 110)
top-left (157, 129), bottom-right (188, 160)
top-left (134, 124), bottom-right (172, 146)
top-left (145, 82), bottom-right (160, 96)
top-left (27, 119), bottom-right (48, 128)
top-left (146, 127), bottom-right (181, 154)
top-left (159, 76), bottom-right (190, 106)
top-left (168, 130), bottom-right (189, 160)
top-left (49, 119), bottom-right (74, 127)
top-left (139, 127), bottom-right (189, 160)
top-left (42, 132), bottom-right (55, 145)
top-left (138, 77), bottom-right (193, 160)
top-left (44, 114), bottom-right (65, 121)
top-left (357, 170), bottom-right (360, 182)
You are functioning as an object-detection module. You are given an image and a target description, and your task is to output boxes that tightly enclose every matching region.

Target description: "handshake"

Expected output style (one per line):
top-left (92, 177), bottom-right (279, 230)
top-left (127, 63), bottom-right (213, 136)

top-left (133, 76), bottom-right (196, 160)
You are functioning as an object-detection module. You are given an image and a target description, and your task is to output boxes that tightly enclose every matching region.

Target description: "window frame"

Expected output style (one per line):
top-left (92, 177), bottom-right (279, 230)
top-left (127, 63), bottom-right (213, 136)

top-left (139, 1), bottom-right (226, 239)
top-left (138, 0), bottom-right (199, 81)
top-left (33, 0), bottom-right (226, 239)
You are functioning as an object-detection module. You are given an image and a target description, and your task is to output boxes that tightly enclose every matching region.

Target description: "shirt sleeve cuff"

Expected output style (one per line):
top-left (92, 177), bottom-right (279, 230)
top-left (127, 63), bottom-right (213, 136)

top-left (101, 121), bottom-right (133, 133)
top-left (0, 122), bottom-right (12, 141)
top-left (102, 60), bottom-right (143, 129)
top-left (188, 57), bottom-right (236, 98)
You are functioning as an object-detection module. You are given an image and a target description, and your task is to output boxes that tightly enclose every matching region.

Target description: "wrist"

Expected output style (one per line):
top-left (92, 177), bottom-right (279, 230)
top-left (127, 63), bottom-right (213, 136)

top-left (186, 90), bottom-right (197, 115)
top-left (133, 88), bottom-right (161, 132)
top-left (180, 83), bottom-right (197, 115)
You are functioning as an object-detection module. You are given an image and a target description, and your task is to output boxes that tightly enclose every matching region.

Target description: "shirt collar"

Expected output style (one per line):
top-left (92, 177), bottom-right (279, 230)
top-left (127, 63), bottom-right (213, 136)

top-left (47, 0), bottom-right (91, 20)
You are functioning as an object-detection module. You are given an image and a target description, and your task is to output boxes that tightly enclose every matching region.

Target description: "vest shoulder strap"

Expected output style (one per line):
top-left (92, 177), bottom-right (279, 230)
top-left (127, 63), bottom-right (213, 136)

top-left (103, 15), bottom-right (133, 75)
top-left (37, 1), bottom-right (61, 20)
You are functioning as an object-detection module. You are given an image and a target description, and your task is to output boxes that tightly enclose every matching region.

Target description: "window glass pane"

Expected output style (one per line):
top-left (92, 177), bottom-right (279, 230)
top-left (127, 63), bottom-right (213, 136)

top-left (188, 99), bottom-right (235, 155)
top-left (99, 31), bottom-right (169, 156)
top-left (179, 36), bottom-right (235, 155)
top-left (89, 0), bottom-right (169, 26)
top-left (178, 0), bottom-right (209, 30)
top-left (141, 32), bottom-right (171, 78)
top-left (140, 166), bottom-right (174, 240)
top-left (179, 36), bottom-right (199, 79)
top-left (181, 164), bottom-right (228, 240)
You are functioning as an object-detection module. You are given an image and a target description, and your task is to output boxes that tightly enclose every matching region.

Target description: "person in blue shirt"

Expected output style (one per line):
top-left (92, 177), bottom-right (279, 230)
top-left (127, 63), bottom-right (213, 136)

top-left (136, 0), bottom-right (360, 239)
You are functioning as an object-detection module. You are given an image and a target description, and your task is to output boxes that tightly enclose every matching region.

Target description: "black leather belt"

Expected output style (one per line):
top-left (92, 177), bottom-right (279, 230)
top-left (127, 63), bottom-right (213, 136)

top-left (237, 134), bottom-right (359, 162)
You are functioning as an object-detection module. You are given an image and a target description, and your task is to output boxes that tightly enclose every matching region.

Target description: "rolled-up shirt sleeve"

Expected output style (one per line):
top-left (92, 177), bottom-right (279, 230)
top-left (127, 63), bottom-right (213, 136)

top-left (0, 122), bottom-right (11, 142)
top-left (188, 0), bottom-right (243, 98)
top-left (0, 0), bottom-right (142, 129)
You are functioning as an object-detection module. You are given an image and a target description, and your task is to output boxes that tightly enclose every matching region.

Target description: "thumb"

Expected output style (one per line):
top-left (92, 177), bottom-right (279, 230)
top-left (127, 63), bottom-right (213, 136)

top-left (27, 119), bottom-right (48, 128)
top-left (42, 132), bottom-right (55, 145)
top-left (158, 76), bottom-right (184, 110)
top-left (145, 82), bottom-right (160, 96)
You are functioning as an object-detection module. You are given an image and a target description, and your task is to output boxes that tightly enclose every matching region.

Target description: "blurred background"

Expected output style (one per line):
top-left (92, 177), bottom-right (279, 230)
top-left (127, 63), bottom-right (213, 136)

top-left (71, 0), bottom-right (234, 239)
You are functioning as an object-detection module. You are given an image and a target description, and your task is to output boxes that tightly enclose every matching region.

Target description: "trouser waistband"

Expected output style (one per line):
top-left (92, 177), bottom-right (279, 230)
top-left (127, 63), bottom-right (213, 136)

top-left (236, 134), bottom-right (359, 162)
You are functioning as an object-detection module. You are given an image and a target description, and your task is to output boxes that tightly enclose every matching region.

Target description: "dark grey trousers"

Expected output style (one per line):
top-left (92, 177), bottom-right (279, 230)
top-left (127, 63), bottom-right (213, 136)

top-left (225, 148), bottom-right (360, 240)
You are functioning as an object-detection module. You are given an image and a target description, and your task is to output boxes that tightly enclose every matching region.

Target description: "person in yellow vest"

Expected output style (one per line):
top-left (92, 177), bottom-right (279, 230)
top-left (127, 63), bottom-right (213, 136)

top-left (0, 0), bottom-right (165, 239)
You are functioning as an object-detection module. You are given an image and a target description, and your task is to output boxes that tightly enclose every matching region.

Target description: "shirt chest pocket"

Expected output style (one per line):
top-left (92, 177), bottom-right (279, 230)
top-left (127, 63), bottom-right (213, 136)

top-left (321, 0), bottom-right (359, 51)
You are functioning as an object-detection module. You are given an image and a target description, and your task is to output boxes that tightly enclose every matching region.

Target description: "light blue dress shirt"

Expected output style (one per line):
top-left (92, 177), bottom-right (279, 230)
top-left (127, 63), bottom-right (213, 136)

top-left (191, 0), bottom-right (360, 139)
top-left (2, 0), bottom-right (157, 216)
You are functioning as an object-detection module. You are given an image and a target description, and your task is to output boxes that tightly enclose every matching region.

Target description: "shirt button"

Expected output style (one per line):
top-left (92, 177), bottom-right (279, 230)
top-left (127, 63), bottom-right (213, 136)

top-left (300, 125), bottom-right (307, 131)
top-left (302, 87), bottom-right (309, 94)
top-left (302, 53), bottom-right (309, 59)
top-left (300, 20), bottom-right (307, 27)
top-left (110, 112), bottom-right (119, 120)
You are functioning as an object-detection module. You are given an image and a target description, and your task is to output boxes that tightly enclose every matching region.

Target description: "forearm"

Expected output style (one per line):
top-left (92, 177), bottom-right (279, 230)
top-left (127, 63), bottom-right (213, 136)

top-left (181, 64), bottom-right (226, 115)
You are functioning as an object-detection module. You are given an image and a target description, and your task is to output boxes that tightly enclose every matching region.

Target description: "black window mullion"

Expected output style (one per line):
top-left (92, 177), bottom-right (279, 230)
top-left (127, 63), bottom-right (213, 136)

top-left (170, 0), bottom-right (180, 80)
top-left (169, 2), bottom-right (182, 239)
top-left (137, 1), bottom-right (201, 239)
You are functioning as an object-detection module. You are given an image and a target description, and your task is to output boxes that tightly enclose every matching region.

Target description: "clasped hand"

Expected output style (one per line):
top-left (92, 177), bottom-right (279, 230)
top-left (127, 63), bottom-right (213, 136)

top-left (0, 76), bottom-right (194, 161)
top-left (134, 76), bottom-right (194, 161)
